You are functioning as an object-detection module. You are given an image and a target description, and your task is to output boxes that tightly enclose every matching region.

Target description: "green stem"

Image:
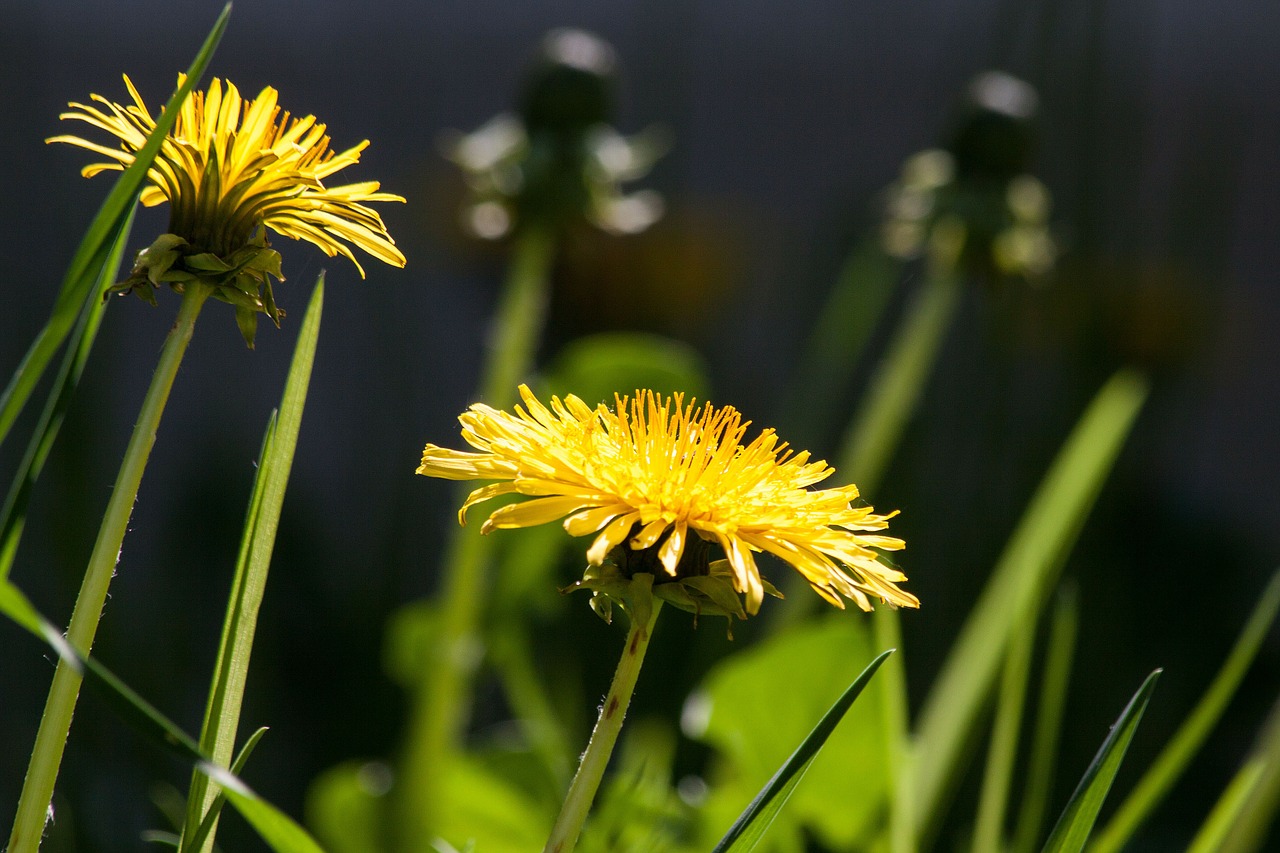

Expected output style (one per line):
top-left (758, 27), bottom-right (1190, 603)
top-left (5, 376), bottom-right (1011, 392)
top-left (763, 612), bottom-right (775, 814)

top-left (8, 282), bottom-right (211, 853)
top-left (876, 608), bottom-right (915, 853)
top-left (394, 224), bottom-right (556, 847)
top-left (544, 592), bottom-right (663, 853)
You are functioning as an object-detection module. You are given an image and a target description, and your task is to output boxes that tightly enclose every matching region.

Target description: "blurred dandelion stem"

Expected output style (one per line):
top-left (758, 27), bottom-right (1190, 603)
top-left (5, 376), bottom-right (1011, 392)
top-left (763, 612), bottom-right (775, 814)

top-left (395, 223), bottom-right (555, 842)
top-left (8, 281), bottom-right (213, 853)
top-left (544, 577), bottom-right (663, 853)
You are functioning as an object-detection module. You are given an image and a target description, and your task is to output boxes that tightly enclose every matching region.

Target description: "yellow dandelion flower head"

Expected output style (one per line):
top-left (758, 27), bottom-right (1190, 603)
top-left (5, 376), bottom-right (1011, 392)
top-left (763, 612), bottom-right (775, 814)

top-left (418, 385), bottom-right (918, 615)
top-left (48, 74), bottom-right (406, 275)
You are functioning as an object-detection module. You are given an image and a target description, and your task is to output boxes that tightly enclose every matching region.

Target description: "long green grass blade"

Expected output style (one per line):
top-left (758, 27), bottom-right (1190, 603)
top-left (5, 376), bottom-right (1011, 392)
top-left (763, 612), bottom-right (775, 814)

top-left (185, 727), bottom-right (271, 853)
top-left (1012, 586), bottom-right (1079, 853)
top-left (1091, 568), bottom-right (1280, 853)
top-left (911, 369), bottom-right (1149, 844)
top-left (181, 276), bottom-right (324, 852)
top-left (972, 599), bottom-right (1036, 853)
top-left (0, 3), bottom-right (230, 447)
top-left (0, 578), bottom-right (324, 853)
top-left (1040, 670), bottom-right (1162, 853)
top-left (712, 649), bottom-right (894, 853)
top-left (1187, 695), bottom-right (1280, 853)
top-left (0, 209), bottom-right (132, 580)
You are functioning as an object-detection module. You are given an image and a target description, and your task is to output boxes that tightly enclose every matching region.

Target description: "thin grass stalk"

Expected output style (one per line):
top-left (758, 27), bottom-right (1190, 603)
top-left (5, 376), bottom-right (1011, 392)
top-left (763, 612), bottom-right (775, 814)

top-left (8, 282), bottom-right (213, 852)
top-left (395, 223), bottom-right (556, 845)
top-left (1011, 585), bottom-right (1078, 853)
top-left (180, 278), bottom-right (324, 853)
top-left (1187, 695), bottom-right (1280, 853)
top-left (971, 602), bottom-right (1035, 853)
top-left (1091, 568), bottom-right (1280, 853)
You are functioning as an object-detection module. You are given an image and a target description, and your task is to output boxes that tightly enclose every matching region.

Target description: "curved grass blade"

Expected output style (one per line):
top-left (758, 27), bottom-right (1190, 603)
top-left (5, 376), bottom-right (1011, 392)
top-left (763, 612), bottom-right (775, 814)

top-left (185, 727), bottom-right (271, 853)
top-left (0, 3), bottom-right (230, 447)
top-left (1040, 670), bottom-right (1162, 853)
top-left (181, 275), bottom-right (324, 853)
top-left (912, 369), bottom-right (1149, 845)
top-left (0, 209), bottom-right (132, 581)
top-left (1012, 586), bottom-right (1079, 853)
top-left (1186, 694), bottom-right (1280, 853)
top-left (1091, 568), bottom-right (1280, 853)
top-left (711, 649), bottom-right (894, 853)
top-left (0, 579), bottom-right (325, 853)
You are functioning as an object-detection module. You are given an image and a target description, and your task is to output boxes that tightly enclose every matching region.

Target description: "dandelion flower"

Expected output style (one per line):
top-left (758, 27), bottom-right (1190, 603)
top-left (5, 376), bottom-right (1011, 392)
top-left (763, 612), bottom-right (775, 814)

top-left (49, 74), bottom-right (406, 341)
top-left (418, 385), bottom-right (917, 615)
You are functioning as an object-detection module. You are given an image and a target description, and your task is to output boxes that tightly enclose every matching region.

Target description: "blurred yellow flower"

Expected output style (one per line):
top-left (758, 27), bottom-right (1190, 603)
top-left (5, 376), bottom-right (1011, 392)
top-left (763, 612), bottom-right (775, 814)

top-left (418, 385), bottom-right (917, 614)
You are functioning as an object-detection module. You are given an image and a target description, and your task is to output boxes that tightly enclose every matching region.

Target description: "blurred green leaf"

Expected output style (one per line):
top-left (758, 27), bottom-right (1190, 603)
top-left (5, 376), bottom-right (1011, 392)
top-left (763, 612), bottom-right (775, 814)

top-left (0, 4), bottom-right (230, 447)
top-left (541, 332), bottom-right (711, 405)
top-left (1186, 693), bottom-right (1280, 853)
top-left (1091, 567), bottom-right (1280, 853)
top-left (306, 761), bottom-right (390, 853)
top-left (689, 620), bottom-right (892, 852)
top-left (1012, 586), bottom-right (1079, 853)
top-left (1040, 670), bottom-right (1161, 853)
top-left (911, 368), bottom-right (1149, 843)
top-left (181, 275), bottom-right (324, 852)
top-left (0, 578), bottom-right (325, 853)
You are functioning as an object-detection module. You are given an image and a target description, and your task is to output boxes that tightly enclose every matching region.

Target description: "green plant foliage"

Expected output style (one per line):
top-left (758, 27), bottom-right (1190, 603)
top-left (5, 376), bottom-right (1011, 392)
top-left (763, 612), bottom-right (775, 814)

top-left (0, 579), bottom-right (324, 853)
top-left (708, 646), bottom-right (894, 852)
top-left (1040, 670), bottom-right (1162, 853)
top-left (688, 617), bottom-right (892, 851)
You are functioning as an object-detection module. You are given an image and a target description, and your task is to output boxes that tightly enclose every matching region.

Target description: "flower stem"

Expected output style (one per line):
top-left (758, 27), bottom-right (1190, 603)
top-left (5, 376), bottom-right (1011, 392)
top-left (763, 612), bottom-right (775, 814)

top-left (8, 282), bottom-right (211, 853)
top-left (544, 589), bottom-right (663, 853)
top-left (394, 224), bottom-right (556, 847)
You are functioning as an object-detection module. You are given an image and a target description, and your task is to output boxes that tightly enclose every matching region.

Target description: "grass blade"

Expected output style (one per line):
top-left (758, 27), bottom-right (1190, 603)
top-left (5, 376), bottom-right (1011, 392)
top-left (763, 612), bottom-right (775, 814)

top-left (1187, 695), bottom-right (1280, 853)
top-left (0, 579), bottom-right (324, 853)
top-left (185, 727), bottom-right (271, 853)
top-left (181, 276), bottom-right (324, 852)
top-left (711, 649), bottom-right (894, 853)
top-left (971, 597), bottom-right (1036, 853)
top-left (911, 368), bottom-right (1149, 843)
top-left (1012, 586), bottom-right (1080, 853)
top-left (1040, 670), bottom-right (1162, 853)
top-left (0, 209), bottom-right (132, 580)
top-left (0, 3), bottom-right (230, 447)
top-left (1091, 567), bottom-right (1280, 853)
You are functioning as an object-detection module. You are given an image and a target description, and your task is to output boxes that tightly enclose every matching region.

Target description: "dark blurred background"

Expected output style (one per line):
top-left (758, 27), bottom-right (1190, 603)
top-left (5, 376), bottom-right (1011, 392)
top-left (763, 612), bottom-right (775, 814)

top-left (1, 1), bottom-right (1277, 850)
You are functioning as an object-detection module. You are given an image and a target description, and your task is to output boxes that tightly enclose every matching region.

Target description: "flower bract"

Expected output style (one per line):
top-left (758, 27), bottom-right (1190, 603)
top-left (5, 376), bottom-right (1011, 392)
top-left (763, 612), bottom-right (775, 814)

top-left (418, 385), bottom-right (917, 615)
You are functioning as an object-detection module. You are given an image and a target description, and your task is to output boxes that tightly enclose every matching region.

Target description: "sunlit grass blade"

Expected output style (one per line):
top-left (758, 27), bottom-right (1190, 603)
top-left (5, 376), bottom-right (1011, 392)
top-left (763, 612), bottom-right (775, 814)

top-left (711, 649), bottom-right (894, 853)
top-left (1040, 670), bottom-right (1162, 853)
top-left (1187, 695), bottom-right (1280, 853)
top-left (1091, 567), bottom-right (1280, 853)
top-left (0, 3), bottom-right (230, 448)
top-left (0, 209), bottom-right (131, 580)
top-left (971, 599), bottom-right (1036, 853)
top-left (184, 727), bottom-right (270, 853)
top-left (911, 368), bottom-right (1149, 846)
top-left (181, 276), bottom-right (324, 853)
top-left (1013, 586), bottom-right (1079, 853)
top-left (0, 579), bottom-right (324, 853)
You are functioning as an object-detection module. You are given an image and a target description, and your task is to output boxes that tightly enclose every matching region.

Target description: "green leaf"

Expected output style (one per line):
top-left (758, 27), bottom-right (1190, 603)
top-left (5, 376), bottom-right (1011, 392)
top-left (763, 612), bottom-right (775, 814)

top-left (708, 646), bottom-right (894, 852)
top-left (542, 332), bottom-right (712, 406)
top-left (0, 578), bottom-right (326, 853)
top-left (0, 3), bottom-right (230, 447)
top-left (1090, 567), bottom-right (1280, 853)
top-left (1187, 694), bottom-right (1280, 853)
top-left (911, 368), bottom-right (1149, 844)
top-left (181, 276), bottom-right (324, 852)
top-left (1012, 586), bottom-right (1080, 853)
top-left (0, 209), bottom-right (131, 580)
top-left (1040, 670), bottom-right (1162, 853)
top-left (184, 727), bottom-right (271, 853)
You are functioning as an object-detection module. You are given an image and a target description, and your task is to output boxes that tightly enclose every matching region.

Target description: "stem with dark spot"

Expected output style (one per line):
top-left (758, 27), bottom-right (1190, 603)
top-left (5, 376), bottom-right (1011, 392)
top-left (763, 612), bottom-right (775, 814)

top-left (543, 589), bottom-right (663, 853)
